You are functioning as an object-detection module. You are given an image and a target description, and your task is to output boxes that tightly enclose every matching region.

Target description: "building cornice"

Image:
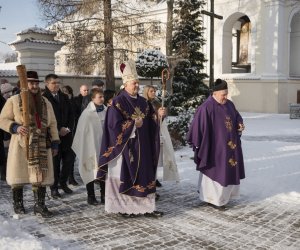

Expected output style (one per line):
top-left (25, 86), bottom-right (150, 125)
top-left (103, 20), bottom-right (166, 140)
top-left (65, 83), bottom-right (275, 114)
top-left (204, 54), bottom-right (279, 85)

top-left (17, 27), bottom-right (56, 36)
top-left (10, 38), bottom-right (65, 46)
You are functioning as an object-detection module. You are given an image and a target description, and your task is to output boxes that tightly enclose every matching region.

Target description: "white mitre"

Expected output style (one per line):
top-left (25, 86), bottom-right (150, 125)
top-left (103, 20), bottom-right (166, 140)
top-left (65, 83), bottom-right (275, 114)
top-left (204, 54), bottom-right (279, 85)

top-left (120, 60), bottom-right (139, 84)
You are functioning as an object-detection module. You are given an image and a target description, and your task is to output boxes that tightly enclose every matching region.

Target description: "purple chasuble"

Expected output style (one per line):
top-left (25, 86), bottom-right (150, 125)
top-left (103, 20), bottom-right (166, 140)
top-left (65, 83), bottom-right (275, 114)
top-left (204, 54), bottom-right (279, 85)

top-left (97, 90), bottom-right (160, 197)
top-left (187, 96), bottom-right (245, 187)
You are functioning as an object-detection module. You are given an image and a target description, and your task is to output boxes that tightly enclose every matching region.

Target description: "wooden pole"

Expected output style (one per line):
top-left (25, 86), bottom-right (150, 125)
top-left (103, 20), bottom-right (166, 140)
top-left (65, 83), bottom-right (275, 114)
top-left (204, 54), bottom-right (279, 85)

top-left (16, 65), bottom-right (30, 159)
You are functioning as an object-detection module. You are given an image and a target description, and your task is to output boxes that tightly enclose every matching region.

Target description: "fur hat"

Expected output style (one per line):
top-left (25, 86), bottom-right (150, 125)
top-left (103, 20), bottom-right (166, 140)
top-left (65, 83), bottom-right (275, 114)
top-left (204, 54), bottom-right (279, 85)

top-left (213, 78), bottom-right (228, 92)
top-left (120, 60), bottom-right (139, 84)
top-left (1, 82), bottom-right (13, 95)
top-left (1, 82), bottom-right (13, 99)
top-left (27, 71), bottom-right (42, 82)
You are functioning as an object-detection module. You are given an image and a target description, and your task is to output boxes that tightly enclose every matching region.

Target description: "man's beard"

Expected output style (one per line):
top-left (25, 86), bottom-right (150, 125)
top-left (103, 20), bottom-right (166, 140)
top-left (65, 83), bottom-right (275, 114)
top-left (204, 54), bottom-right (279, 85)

top-left (28, 89), bottom-right (43, 118)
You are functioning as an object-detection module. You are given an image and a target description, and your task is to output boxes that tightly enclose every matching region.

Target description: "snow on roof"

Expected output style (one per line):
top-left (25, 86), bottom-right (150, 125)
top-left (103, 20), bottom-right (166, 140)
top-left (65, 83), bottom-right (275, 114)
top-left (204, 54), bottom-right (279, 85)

top-left (0, 70), bottom-right (17, 77)
top-left (17, 26), bottom-right (56, 36)
top-left (10, 38), bottom-right (65, 46)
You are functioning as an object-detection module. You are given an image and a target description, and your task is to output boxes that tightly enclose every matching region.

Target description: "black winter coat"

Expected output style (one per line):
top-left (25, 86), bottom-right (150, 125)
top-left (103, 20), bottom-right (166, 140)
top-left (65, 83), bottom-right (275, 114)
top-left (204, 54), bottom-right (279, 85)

top-left (43, 87), bottom-right (75, 149)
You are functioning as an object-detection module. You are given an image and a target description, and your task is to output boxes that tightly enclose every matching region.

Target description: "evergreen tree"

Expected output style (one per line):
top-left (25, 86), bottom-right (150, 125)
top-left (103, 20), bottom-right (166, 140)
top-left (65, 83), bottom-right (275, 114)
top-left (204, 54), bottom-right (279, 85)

top-left (167, 0), bottom-right (209, 146)
top-left (169, 0), bottom-right (209, 115)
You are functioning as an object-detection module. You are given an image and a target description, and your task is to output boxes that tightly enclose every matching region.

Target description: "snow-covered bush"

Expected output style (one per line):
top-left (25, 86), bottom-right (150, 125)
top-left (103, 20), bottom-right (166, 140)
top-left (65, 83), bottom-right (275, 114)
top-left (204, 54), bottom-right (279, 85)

top-left (167, 107), bottom-right (196, 147)
top-left (136, 49), bottom-right (169, 83)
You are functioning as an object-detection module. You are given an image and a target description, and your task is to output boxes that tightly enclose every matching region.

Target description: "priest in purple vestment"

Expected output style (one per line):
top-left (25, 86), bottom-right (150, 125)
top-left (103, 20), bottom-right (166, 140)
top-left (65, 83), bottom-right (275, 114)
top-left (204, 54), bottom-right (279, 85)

top-left (97, 60), bottom-right (163, 218)
top-left (187, 79), bottom-right (245, 210)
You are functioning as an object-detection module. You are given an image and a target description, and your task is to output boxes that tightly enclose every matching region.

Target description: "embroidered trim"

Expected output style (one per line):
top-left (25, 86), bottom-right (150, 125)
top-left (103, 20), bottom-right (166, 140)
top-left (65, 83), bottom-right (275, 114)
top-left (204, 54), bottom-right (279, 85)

top-left (132, 180), bottom-right (156, 193)
top-left (225, 116), bottom-right (233, 132)
top-left (115, 102), bottom-right (130, 119)
top-left (147, 181), bottom-right (156, 190)
top-left (116, 133), bottom-right (123, 145)
top-left (227, 141), bottom-right (236, 150)
top-left (122, 120), bottom-right (132, 131)
top-left (103, 121), bottom-right (133, 157)
top-left (103, 146), bottom-right (115, 157)
top-left (132, 185), bottom-right (146, 192)
top-left (228, 158), bottom-right (237, 167)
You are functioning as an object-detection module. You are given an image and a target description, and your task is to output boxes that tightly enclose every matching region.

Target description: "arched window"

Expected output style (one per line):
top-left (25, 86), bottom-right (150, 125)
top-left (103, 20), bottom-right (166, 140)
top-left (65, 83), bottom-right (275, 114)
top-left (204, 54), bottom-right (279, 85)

top-left (223, 13), bottom-right (253, 74)
top-left (232, 16), bottom-right (251, 73)
top-left (289, 11), bottom-right (300, 77)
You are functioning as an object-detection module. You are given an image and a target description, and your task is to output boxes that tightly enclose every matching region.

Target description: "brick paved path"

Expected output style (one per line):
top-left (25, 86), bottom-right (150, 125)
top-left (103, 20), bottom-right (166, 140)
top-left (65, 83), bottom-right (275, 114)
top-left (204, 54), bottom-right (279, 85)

top-left (0, 170), bottom-right (299, 250)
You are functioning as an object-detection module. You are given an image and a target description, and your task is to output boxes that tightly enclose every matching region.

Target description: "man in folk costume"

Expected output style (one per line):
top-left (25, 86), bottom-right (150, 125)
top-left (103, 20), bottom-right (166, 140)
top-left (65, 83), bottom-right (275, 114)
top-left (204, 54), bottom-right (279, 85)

top-left (97, 60), bottom-right (163, 218)
top-left (0, 71), bottom-right (59, 217)
top-left (72, 88), bottom-right (107, 205)
top-left (187, 79), bottom-right (245, 210)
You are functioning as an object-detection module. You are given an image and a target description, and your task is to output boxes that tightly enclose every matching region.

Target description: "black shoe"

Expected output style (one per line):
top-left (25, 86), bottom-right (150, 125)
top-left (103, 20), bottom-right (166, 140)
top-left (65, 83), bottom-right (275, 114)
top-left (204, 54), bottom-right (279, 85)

top-left (144, 211), bottom-right (164, 218)
top-left (60, 184), bottom-right (73, 194)
top-left (156, 179), bottom-right (162, 187)
top-left (155, 193), bottom-right (160, 201)
top-left (87, 196), bottom-right (99, 205)
top-left (14, 205), bottom-right (26, 214)
top-left (69, 178), bottom-right (79, 186)
top-left (34, 187), bottom-right (54, 218)
top-left (12, 188), bottom-right (25, 214)
top-left (216, 205), bottom-right (228, 211)
top-left (206, 203), bottom-right (228, 211)
top-left (119, 213), bottom-right (136, 218)
top-left (34, 204), bottom-right (54, 218)
top-left (51, 189), bottom-right (62, 199)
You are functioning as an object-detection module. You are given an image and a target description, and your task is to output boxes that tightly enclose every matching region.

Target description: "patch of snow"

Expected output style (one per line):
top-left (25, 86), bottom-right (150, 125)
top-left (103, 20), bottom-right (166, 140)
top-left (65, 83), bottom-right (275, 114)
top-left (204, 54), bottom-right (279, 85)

top-left (0, 216), bottom-right (58, 250)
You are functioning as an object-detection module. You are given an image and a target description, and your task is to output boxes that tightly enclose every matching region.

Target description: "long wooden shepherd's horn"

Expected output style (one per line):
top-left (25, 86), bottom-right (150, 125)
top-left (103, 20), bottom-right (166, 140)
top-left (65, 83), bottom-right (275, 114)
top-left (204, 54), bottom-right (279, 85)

top-left (16, 65), bottom-right (30, 159)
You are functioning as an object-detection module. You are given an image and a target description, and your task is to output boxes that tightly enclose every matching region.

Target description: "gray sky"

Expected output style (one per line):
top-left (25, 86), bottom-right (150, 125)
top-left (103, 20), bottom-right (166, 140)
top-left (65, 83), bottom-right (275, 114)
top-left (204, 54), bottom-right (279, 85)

top-left (0, 0), bottom-right (45, 56)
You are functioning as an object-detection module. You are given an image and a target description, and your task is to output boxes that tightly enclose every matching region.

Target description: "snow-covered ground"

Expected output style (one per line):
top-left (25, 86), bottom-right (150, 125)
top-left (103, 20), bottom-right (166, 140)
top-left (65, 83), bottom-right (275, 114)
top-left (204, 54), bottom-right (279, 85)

top-left (0, 113), bottom-right (299, 249)
top-left (0, 219), bottom-right (59, 250)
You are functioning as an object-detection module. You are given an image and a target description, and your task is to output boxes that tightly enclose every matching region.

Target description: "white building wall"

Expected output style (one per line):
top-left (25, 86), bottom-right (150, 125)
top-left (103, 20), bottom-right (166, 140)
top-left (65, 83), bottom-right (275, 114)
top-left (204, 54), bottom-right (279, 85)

top-left (289, 12), bottom-right (300, 77)
top-left (204, 0), bottom-right (300, 113)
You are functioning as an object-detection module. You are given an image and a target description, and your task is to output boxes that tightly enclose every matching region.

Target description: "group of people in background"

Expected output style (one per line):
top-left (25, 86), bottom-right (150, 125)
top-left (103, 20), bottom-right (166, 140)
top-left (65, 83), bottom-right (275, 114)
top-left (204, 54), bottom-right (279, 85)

top-left (0, 59), bottom-right (245, 219)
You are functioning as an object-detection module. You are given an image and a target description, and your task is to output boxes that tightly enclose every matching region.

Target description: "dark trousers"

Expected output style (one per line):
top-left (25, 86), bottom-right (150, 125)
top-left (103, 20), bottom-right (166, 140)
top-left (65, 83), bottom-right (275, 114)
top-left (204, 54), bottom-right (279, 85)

top-left (68, 158), bottom-right (76, 179)
top-left (86, 181), bottom-right (105, 197)
top-left (51, 146), bottom-right (75, 190)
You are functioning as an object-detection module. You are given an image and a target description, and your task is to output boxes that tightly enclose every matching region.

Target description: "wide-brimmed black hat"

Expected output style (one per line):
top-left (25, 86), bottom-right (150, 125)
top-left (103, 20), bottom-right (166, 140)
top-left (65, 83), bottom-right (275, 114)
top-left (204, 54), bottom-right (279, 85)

top-left (27, 71), bottom-right (42, 82)
top-left (212, 78), bottom-right (228, 92)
